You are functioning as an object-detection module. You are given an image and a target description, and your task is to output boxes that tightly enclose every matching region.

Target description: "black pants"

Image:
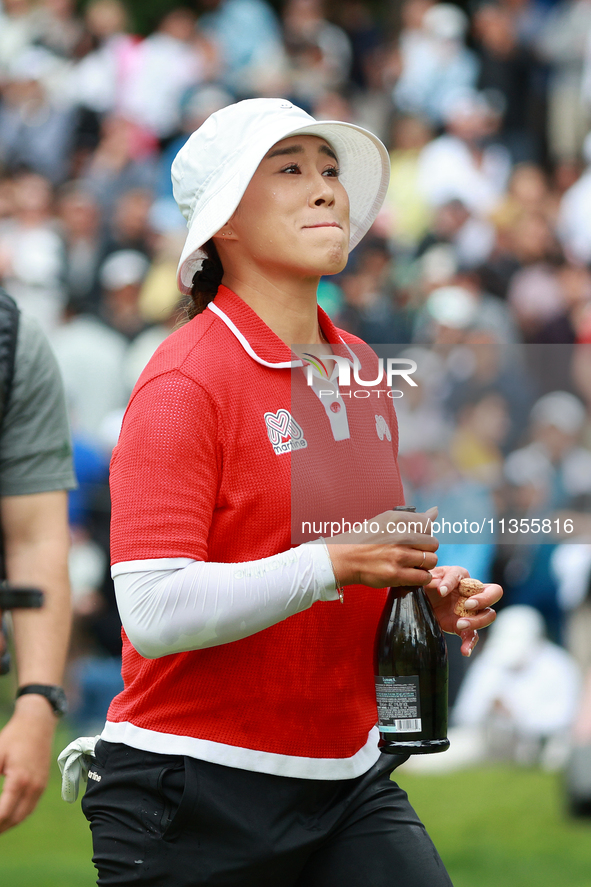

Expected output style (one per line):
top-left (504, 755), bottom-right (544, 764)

top-left (82, 741), bottom-right (453, 887)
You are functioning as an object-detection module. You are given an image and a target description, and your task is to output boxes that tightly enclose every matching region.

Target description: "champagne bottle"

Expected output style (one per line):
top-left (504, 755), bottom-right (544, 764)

top-left (374, 506), bottom-right (450, 754)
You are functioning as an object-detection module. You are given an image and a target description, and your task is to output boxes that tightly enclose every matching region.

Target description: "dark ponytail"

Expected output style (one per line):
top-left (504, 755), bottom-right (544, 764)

top-left (188, 239), bottom-right (223, 319)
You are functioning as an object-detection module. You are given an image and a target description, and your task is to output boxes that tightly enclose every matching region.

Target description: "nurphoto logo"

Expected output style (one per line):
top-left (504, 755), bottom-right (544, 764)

top-left (303, 354), bottom-right (417, 397)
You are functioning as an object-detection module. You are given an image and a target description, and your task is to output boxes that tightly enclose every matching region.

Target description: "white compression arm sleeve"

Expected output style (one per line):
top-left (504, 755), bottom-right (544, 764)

top-left (112, 542), bottom-right (340, 659)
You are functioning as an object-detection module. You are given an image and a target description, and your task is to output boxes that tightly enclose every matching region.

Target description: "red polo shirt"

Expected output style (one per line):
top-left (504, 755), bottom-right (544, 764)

top-left (106, 285), bottom-right (404, 778)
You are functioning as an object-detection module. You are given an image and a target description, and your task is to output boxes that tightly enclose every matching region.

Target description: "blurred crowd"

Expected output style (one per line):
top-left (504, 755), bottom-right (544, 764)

top-left (1, 0), bottom-right (591, 774)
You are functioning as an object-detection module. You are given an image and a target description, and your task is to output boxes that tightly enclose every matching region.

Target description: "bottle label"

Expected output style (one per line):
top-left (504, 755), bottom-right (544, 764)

top-left (375, 675), bottom-right (422, 733)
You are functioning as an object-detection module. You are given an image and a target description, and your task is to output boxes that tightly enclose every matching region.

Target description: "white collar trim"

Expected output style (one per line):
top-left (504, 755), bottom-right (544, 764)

top-left (207, 301), bottom-right (351, 369)
top-left (208, 302), bottom-right (301, 368)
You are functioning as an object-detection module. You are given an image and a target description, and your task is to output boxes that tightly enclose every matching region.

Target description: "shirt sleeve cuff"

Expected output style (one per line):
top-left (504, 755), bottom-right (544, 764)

top-left (308, 540), bottom-right (341, 602)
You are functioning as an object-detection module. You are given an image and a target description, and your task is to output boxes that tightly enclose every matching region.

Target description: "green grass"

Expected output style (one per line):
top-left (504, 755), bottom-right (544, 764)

top-left (0, 727), bottom-right (590, 886)
top-left (396, 765), bottom-right (591, 887)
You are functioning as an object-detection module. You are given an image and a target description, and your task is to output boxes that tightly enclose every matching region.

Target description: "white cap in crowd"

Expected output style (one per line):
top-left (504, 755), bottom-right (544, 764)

top-left (99, 250), bottom-right (150, 291)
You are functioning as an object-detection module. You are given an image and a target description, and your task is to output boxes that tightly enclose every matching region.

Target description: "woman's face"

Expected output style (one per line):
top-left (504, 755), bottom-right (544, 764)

top-left (217, 135), bottom-right (350, 279)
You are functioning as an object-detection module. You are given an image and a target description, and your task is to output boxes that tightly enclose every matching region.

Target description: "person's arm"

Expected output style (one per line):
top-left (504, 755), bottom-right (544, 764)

top-left (0, 311), bottom-right (75, 834)
top-left (113, 511), bottom-right (436, 658)
top-left (0, 490), bottom-right (71, 834)
top-left (114, 543), bottom-right (341, 658)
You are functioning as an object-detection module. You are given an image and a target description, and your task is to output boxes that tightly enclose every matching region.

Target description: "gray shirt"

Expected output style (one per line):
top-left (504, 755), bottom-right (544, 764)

top-left (0, 312), bottom-right (76, 497)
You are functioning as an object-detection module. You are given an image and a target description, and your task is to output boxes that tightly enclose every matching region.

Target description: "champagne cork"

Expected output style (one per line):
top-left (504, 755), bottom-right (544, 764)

top-left (454, 578), bottom-right (484, 618)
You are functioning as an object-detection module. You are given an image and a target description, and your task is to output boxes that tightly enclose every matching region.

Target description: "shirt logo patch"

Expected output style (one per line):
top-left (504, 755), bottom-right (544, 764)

top-left (375, 414), bottom-right (392, 442)
top-left (264, 410), bottom-right (308, 455)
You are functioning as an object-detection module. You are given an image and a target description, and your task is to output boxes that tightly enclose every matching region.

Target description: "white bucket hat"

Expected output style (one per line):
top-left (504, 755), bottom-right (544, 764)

top-left (172, 97), bottom-right (390, 295)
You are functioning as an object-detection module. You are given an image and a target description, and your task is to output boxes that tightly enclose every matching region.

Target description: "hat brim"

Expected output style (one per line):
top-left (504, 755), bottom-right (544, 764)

top-left (176, 119), bottom-right (390, 295)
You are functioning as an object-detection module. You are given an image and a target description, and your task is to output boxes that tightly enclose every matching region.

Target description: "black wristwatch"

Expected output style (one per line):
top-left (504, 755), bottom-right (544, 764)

top-left (16, 684), bottom-right (68, 718)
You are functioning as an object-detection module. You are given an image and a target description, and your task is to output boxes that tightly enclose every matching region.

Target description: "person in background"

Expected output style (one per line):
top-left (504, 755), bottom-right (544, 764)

top-left (198, 0), bottom-right (286, 97)
top-left (102, 188), bottom-right (156, 260)
top-left (452, 605), bottom-right (581, 768)
top-left (393, 2), bottom-right (478, 127)
top-left (282, 0), bottom-right (352, 109)
top-left (537, 0), bottom-right (591, 163)
top-left (557, 133), bottom-right (591, 265)
top-left (35, 0), bottom-right (85, 59)
top-left (417, 89), bottom-right (512, 218)
top-left (56, 184), bottom-right (104, 311)
top-left (0, 290), bottom-right (75, 833)
top-left (383, 114), bottom-right (433, 251)
top-left (472, 3), bottom-right (538, 163)
top-left (0, 46), bottom-right (79, 185)
top-left (97, 249), bottom-right (151, 341)
top-left (0, 171), bottom-right (65, 334)
top-left (0, 0), bottom-right (40, 70)
top-left (114, 8), bottom-right (213, 144)
top-left (80, 115), bottom-right (159, 220)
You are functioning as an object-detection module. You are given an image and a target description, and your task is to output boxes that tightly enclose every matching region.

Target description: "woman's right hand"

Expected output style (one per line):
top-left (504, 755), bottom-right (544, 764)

top-left (324, 507), bottom-right (438, 590)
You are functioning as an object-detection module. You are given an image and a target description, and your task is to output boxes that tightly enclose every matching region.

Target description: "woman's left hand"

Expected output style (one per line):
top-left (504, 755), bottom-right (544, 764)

top-left (424, 566), bottom-right (503, 658)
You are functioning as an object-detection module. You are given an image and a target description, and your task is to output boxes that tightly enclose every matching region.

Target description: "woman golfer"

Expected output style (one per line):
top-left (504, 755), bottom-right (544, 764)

top-left (81, 98), bottom-right (502, 886)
